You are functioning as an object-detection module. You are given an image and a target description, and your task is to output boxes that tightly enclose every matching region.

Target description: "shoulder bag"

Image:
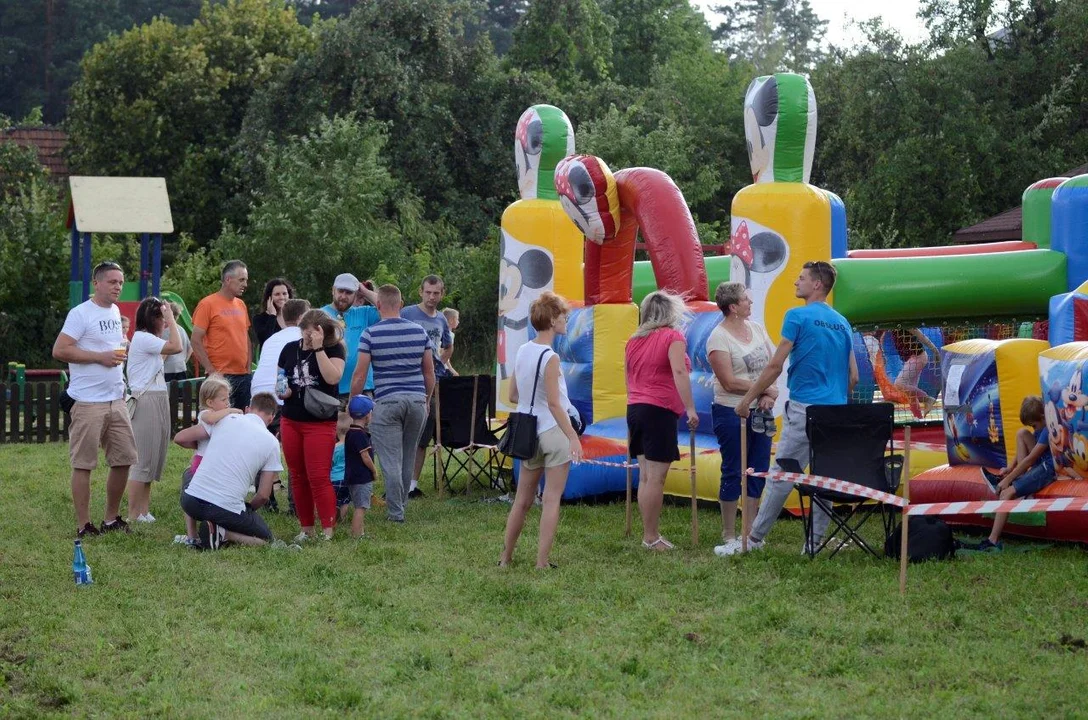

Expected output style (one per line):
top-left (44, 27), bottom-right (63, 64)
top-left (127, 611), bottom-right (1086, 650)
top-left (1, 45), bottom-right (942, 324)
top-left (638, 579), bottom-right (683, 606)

top-left (303, 386), bottom-right (340, 419)
top-left (498, 348), bottom-right (551, 460)
top-left (126, 366), bottom-right (163, 420)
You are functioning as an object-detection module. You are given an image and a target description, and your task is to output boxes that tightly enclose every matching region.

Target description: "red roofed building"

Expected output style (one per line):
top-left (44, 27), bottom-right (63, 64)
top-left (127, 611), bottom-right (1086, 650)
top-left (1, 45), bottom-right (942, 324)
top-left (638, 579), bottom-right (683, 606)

top-left (0, 126), bottom-right (69, 180)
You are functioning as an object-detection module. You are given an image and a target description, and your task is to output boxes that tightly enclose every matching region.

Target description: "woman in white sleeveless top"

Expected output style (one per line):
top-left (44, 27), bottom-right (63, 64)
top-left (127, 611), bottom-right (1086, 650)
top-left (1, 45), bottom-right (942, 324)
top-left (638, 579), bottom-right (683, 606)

top-left (499, 292), bottom-right (582, 569)
top-left (126, 297), bottom-right (183, 522)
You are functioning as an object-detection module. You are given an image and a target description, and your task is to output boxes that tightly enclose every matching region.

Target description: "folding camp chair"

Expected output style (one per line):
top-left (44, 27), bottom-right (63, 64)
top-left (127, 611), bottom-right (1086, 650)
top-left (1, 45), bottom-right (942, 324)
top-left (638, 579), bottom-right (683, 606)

top-left (431, 375), bottom-right (506, 494)
top-left (795, 402), bottom-right (903, 559)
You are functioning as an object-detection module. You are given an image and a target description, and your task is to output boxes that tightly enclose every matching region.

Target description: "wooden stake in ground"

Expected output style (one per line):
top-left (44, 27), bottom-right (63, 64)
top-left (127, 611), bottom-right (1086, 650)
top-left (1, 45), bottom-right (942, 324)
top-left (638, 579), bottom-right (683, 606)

top-left (624, 431), bottom-right (633, 538)
top-left (740, 422), bottom-right (749, 553)
top-left (689, 430), bottom-right (699, 547)
top-left (899, 426), bottom-right (912, 596)
top-left (434, 383), bottom-right (445, 499)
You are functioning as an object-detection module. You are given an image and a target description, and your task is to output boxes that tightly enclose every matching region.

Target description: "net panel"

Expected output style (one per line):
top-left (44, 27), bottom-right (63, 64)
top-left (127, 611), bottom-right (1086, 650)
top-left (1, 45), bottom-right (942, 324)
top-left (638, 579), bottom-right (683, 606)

top-left (850, 318), bottom-right (1048, 426)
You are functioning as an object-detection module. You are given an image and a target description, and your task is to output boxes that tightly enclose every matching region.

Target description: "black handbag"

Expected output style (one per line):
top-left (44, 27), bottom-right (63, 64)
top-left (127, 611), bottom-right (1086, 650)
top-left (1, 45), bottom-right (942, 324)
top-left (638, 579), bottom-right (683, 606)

top-left (498, 349), bottom-right (550, 460)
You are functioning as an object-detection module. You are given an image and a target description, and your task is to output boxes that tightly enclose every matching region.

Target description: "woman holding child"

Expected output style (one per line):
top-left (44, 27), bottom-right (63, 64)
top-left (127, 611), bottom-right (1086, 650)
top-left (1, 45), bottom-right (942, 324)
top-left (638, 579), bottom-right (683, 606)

top-left (278, 309), bottom-right (346, 541)
top-left (706, 282), bottom-right (776, 557)
top-left (499, 292), bottom-right (582, 569)
top-left (126, 296), bottom-right (183, 522)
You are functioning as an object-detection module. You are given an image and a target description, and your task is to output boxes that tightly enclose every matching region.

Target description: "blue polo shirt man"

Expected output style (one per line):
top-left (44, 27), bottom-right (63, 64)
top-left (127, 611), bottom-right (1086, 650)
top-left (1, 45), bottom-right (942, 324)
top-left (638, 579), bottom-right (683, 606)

top-left (321, 273), bottom-right (378, 396)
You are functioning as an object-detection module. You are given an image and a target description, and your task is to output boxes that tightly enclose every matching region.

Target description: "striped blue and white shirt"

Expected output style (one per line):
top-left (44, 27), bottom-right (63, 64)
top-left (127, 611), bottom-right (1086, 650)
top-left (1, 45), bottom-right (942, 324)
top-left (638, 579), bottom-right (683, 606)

top-left (359, 318), bottom-right (429, 399)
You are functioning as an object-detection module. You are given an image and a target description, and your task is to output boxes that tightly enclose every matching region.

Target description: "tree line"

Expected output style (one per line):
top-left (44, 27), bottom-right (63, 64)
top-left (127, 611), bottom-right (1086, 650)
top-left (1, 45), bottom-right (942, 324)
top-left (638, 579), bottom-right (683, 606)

top-left (2, 0), bottom-right (1087, 370)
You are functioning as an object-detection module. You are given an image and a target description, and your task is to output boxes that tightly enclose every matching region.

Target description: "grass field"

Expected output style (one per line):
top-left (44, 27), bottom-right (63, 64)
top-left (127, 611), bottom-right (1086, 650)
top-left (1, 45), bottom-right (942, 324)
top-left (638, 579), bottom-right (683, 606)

top-left (2, 442), bottom-right (1086, 718)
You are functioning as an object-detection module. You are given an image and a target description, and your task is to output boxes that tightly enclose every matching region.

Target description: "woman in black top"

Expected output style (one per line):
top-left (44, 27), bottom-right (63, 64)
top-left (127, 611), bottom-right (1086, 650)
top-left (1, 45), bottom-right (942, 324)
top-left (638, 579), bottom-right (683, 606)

top-left (253, 277), bottom-right (295, 349)
top-left (277, 309), bottom-right (345, 541)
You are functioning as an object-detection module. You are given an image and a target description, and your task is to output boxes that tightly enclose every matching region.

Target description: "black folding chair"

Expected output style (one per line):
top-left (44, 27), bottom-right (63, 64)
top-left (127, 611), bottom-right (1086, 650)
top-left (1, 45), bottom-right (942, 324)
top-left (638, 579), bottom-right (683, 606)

top-left (795, 403), bottom-right (903, 559)
top-left (431, 375), bottom-right (506, 494)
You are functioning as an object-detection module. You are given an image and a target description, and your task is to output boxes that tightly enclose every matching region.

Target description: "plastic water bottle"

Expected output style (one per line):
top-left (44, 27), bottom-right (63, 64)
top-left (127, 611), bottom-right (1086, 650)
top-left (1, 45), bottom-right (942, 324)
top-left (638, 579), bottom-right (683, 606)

top-left (72, 540), bottom-right (93, 586)
top-left (276, 368), bottom-right (288, 397)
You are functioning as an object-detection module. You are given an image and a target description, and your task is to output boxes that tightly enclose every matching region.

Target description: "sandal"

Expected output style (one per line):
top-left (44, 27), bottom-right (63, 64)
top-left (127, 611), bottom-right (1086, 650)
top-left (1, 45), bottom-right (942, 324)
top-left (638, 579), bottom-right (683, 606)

top-left (641, 536), bottom-right (675, 551)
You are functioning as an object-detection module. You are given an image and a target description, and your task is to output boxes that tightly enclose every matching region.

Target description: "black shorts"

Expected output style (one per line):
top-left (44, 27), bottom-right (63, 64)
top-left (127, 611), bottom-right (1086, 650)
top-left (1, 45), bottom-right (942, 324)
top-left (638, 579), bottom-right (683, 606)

top-left (627, 403), bottom-right (680, 463)
top-left (180, 492), bottom-right (273, 541)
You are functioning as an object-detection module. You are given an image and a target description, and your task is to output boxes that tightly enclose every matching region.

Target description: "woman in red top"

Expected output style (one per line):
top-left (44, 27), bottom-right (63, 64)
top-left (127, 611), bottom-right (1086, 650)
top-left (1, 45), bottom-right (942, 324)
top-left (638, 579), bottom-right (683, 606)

top-left (625, 291), bottom-right (699, 551)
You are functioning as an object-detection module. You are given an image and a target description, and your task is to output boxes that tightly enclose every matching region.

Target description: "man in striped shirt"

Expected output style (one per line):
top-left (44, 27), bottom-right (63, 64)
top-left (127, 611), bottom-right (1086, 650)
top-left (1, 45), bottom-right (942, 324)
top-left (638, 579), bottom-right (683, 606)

top-left (350, 284), bottom-right (436, 522)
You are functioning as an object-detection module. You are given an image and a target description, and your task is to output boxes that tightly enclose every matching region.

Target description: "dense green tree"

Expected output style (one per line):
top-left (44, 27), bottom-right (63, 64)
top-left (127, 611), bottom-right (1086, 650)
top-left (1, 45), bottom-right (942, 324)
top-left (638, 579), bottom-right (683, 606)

top-left (506, 0), bottom-right (614, 89)
top-left (0, 126), bottom-right (67, 367)
top-left (0, 0), bottom-right (208, 122)
top-left (811, 0), bottom-right (1088, 249)
top-left (66, 0), bottom-right (317, 243)
top-left (711, 0), bottom-right (827, 73)
top-left (600, 0), bottom-right (711, 87)
top-left (240, 0), bottom-right (553, 244)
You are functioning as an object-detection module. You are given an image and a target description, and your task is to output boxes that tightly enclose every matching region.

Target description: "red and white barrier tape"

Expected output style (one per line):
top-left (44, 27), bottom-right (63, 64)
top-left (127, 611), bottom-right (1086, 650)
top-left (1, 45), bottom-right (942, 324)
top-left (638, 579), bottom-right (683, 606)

top-left (748, 469), bottom-right (908, 508)
top-left (580, 458), bottom-right (639, 469)
top-left (907, 497), bottom-right (1088, 516)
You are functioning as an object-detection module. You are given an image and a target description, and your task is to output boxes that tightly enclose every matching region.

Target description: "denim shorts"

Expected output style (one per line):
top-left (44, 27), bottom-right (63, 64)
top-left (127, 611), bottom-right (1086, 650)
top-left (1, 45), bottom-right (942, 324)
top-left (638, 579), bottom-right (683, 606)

top-left (1012, 462), bottom-right (1055, 497)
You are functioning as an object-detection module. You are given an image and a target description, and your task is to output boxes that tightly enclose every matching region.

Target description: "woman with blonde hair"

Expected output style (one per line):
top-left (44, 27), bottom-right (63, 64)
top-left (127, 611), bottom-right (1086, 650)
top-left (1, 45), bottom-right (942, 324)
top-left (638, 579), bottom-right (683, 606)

top-left (707, 282), bottom-right (777, 556)
top-left (499, 291), bottom-right (582, 569)
top-left (625, 290), bottom-right (699, 551)
top-left (277, 309), bottom-right (346, 541)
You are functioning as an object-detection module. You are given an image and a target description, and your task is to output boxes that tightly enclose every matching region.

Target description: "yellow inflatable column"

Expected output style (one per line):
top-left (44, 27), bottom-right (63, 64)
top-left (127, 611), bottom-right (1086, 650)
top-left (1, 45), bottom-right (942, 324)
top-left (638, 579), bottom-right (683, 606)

top-left (730, 184), bottom-right (831, 341)
top-left (498, 105), bottom-right (585, 413)
top-left (591, 304), bottom-right (638, 421)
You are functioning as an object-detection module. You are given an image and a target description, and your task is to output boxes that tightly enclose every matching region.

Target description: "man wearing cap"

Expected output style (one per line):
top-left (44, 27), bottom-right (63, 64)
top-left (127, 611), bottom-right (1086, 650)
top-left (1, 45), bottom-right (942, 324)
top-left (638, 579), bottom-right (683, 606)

top-left (322, 273), bottom-right (379, 403)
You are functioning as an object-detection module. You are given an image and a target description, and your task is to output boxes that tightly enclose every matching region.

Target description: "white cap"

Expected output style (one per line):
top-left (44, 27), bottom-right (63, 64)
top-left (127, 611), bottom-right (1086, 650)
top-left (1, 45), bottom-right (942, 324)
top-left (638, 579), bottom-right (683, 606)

top-left (333, 273), bottom-right (360, 291)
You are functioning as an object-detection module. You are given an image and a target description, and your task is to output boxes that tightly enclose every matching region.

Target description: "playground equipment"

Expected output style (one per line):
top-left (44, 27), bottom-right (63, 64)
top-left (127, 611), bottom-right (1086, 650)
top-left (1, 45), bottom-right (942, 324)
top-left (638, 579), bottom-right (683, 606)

top-left (497, 106), bottom-right (583, 414)
top-left (501, 74), bottom-right (1088, 543)
top-left (907, 176), bottom-right (1088, 542)
top-left (67, 176), bottom-right (174, 329)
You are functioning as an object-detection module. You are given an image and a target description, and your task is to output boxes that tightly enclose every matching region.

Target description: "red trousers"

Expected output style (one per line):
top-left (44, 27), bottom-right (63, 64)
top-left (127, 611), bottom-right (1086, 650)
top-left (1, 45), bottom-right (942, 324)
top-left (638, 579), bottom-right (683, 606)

top-left (280, 416), bottom-right (337, 530)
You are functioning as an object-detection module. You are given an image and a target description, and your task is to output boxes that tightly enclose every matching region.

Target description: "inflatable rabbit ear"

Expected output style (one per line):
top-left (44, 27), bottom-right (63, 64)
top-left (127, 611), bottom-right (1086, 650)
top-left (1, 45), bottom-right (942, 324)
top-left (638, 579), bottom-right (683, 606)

top-left (515, 105), bottom-right (575, 201)
top-left (554, 154), bottom-right (621, 244)
top-left (743, 73), bottom-right (817, 184)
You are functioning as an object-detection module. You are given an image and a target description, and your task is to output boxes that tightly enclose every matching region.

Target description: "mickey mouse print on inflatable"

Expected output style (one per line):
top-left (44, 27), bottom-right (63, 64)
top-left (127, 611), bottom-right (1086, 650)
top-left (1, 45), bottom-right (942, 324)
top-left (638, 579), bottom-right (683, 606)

top-left (497, 105), bottom-right (584, 411)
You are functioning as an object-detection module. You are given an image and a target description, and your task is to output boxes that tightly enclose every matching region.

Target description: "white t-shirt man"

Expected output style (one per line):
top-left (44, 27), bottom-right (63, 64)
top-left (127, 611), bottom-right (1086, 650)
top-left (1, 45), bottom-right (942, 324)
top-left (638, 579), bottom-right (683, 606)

top-left (250, 326), bottom-right (302, 405)
top-left (705, 321), bottom-right (774, 408)
top-left (184, 414), bottom-right (282, 514)
top-left (126, 331), bottom-right (168, 392)
top-left (59, 299), bottom-right (125, 402)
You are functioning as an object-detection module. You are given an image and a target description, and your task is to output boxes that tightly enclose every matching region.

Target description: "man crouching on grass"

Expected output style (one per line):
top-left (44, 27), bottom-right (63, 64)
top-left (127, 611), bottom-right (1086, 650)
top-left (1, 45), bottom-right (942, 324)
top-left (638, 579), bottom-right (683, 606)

top-left (174, 392), bottom-right (293, 550)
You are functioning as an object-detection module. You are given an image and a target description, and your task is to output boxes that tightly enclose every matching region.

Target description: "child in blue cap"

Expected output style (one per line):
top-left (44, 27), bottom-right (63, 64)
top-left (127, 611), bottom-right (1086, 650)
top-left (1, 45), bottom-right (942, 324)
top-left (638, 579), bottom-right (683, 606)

top-left (346, 394), bottom-right (378, 538)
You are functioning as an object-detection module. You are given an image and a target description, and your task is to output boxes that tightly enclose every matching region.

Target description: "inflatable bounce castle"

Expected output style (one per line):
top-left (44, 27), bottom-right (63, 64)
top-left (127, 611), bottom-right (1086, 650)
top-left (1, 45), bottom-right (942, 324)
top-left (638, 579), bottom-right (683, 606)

top-left (498, 77), bottom-right (1088, 541)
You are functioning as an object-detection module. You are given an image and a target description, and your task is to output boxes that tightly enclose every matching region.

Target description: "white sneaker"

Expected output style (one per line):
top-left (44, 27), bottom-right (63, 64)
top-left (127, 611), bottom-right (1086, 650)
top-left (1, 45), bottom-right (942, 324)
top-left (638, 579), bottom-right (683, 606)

top-left (713, 538), bottom-right (741, 557)
top-left (269, 539), bottom-right (303, 551)
top-left (173, 534), bottom-right (188, 544)
top-left (135, 513), bottom-right (155, 524)
top-left (717, 537), bottom-right (765, 556)
top-left (292, 532), bottom-right (313, 544)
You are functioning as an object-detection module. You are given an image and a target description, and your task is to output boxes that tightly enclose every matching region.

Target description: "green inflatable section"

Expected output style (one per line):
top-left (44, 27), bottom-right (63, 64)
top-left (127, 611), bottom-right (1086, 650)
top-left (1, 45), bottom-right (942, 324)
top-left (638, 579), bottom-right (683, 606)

top-left (831, 250), bottom-right (1066, 324)
top-left (633, 255), bottom-right (731, 305)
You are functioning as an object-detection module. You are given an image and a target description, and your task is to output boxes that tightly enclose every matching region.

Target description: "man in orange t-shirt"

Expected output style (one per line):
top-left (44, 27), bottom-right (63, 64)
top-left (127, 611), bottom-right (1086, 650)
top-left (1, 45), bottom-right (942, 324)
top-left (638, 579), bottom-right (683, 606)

top-left (192, 260), bottom-right (252, 408)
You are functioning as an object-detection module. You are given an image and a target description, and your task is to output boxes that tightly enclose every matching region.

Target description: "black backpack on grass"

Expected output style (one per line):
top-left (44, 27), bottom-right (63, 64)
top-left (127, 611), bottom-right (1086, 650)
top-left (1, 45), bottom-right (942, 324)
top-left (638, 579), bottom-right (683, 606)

top-left (884, 516), bottom-right (956, 562)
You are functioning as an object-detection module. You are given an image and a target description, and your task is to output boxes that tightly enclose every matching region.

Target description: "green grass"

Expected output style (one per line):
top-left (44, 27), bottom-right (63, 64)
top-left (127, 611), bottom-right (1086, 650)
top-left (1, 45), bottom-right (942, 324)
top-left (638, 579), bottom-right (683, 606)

top-left (2, 442), bottom-right (1086, 718)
